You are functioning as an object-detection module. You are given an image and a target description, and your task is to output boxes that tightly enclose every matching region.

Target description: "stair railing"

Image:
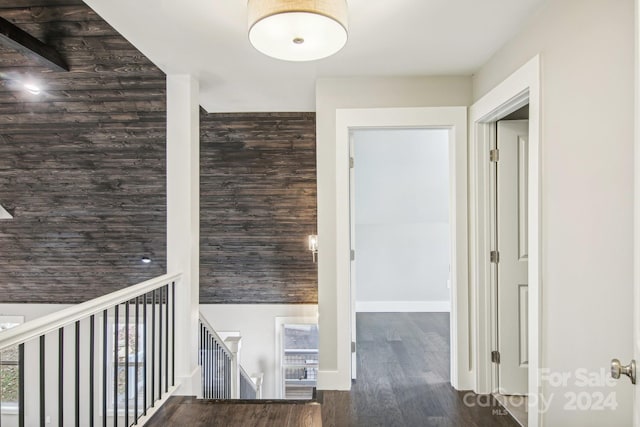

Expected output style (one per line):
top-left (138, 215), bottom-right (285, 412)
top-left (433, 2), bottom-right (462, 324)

top-left (240, 366), bottom-right (258, 399)
top-left (0, 272), bottom-right (181, 427)
top-left (198, 315), bottom-right (259, 400)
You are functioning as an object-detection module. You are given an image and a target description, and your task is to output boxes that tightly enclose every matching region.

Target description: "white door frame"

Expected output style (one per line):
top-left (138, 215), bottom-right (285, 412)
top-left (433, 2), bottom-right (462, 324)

top-left (335, 106), bottom-right (470, 389)
top-left (634, 1), bottom-right (640, 425)
top-left (469, 55), bottom-right (541, 427)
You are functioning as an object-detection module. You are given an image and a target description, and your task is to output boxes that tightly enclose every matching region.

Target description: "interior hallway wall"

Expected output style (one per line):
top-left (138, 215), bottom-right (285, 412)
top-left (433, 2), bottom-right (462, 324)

top-left (473, 0), bottom-right (634, 424)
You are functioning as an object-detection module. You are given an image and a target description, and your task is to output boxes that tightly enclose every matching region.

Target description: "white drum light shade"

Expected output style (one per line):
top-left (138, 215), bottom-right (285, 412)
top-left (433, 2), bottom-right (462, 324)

top-left (248, 0), bottom-right (348, 62)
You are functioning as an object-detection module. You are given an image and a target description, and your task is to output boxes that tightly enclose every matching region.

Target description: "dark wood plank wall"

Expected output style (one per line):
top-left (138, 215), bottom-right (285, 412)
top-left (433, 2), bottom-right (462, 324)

top-left (0, 0), bottom-right (318, 304)
top-left (0, 0), bottom-right (167, 303)
top-left (200, 112), bottom-right (318, 304)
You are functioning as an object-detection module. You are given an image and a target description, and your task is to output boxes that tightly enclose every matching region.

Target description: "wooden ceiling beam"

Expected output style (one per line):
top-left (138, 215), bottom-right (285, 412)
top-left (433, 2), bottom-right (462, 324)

top-left (0, 16), bottom-right (69, 72)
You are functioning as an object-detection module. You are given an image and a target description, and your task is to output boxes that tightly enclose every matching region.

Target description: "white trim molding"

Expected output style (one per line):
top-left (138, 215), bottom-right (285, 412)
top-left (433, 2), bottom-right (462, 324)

top-left (469, 55), bottom-right (541, 427)
top-left (329, 106), bottom-right (470, 391)
top-left (355, 301), bottom-right (451, 313)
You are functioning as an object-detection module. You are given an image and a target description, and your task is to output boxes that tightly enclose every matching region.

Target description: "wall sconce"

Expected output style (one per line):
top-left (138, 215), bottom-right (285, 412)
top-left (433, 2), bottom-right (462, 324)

top-left (308, 235), bottom-right (318, 263)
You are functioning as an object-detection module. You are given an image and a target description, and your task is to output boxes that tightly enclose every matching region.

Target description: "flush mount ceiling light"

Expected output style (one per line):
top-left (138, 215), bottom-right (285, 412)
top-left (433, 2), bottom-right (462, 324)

top-left (248, 0), bottom-right (348, 62)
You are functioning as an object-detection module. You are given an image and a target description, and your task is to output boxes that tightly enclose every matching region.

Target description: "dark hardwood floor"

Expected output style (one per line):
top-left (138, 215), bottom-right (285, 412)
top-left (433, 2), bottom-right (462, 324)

top-left (320, 313), bottom-right (520, 427)
top-left (147, 313), bottom-right (519, 426)
top-left (145, 397), bottom-right (321, 427)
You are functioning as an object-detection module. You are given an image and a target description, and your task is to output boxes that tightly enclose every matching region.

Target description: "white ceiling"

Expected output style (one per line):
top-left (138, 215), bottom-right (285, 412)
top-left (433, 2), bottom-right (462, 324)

top-left (84, 0), bottom-right (543, 112)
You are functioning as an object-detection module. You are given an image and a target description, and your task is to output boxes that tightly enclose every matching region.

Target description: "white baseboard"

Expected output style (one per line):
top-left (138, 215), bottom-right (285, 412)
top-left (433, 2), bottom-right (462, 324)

top-left (317, 370), bottom-right (351, 390)
top-left (174, 365), bottom-right (202, 397)
top-left (355, 301), bottom-right (451, 312)
top-left (137, 385), bottom-right (179, 426)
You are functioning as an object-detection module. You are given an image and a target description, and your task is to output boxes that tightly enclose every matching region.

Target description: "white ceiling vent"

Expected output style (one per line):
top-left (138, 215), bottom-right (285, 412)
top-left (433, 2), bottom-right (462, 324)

top-left (0, 204), bottom-right (13, 219)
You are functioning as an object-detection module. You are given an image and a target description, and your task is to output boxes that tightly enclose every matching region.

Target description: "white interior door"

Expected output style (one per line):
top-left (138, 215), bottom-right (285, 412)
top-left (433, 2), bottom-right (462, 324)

top-left (497, 119), bottom-right (529, 395)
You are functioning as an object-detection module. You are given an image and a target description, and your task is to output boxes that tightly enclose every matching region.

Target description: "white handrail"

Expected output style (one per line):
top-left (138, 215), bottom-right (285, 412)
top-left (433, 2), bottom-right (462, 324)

top-left (0, 272), bottom-right (181, 351)
top-left (240, 365), bottom-right (258, 392)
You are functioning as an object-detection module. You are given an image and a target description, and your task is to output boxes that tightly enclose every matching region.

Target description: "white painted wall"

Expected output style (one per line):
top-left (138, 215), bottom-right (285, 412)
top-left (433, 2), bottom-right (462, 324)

top-left (473, 0), bottom-right (634, 425)
top-left (353, 128), bottom-right (450, 312)
top-left (199, 304), bottom-right (318, 399)
top-left (0, 304), bottom-right (72, 321)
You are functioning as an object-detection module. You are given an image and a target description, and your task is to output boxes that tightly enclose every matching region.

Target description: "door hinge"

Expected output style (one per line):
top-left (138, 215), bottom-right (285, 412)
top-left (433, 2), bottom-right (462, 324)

top-left (351, 341), bottom-right (356, 353)
top-left (490, 250), bottom-right (500, 263)
top-left (349, 157), bottom-right (354, 168)
top-left (491, 351), bottom-right (501, 364)
top-left (490, 149), bottom-right (499, 162)
top-left (350, 249), bottom-right (355, 261)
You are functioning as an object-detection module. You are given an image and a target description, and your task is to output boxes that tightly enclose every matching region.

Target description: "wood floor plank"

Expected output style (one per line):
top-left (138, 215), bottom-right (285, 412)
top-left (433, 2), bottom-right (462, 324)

top-left (145, 399), bottom-right (322, 427)
top-left (321, 313), bottom-right (521, 427)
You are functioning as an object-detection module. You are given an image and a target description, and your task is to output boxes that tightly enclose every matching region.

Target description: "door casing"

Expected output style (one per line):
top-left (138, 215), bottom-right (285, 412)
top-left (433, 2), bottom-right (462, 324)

top-left (469, 55), bottom-right (541, 426)
top-left (334, 106), bottom-right (469, 390)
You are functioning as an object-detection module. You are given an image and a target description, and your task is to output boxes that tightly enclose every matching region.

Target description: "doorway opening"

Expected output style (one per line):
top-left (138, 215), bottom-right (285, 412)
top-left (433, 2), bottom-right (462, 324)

top-left (469, 55), bottom-right (541, 427)
top-left (349, 127), bottom-right (452, 380)
top-left (333, 106), bottom-right (469, 391)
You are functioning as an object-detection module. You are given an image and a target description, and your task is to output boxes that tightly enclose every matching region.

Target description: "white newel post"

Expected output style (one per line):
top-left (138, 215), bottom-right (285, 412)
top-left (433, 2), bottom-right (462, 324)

top-left (253, 373), bottom-right (264, 399)
top-left (167, 75), bottom-right (201, 396)
top-left (225, 336), bottom-right (242, 398)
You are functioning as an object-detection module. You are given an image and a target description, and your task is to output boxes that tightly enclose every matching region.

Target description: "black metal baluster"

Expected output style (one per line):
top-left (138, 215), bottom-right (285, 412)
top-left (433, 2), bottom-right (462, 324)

top-left (224, 347), bottom-right (228, 399)
top-left (125, 301), bottom-right (129, 427)
top-left (199, 325), bottom-right (204, 398)
top-left (198, 324), bottom-right (202, 398)
top-left (214, 341), bottom-right (218, 399)
top-left (225, 352), bottom-right (229, 399)
top-left (59, 328), bottom-right (64, 427)
top-left (18, 343), bottom-right (24, 427)
top-left (163, 285), bottom-right (168, 393)
top-left (151, 290), bottom-right (155, 407)
top-left (158, 287), bottom-right (163, 401)
top-left (212, 339), bottom-right (215, 399)
top-left (210, 334), bottom-right (214, 399)
top-left (215, 340), bottom-right (218, 399)
top-left (226, 349), bottom-right (229, 398)
top-left (225, 348), bottom-right (228, 398)
top-left (40, 335), bottom-right (45, 427)
top-left (207, 329), bottom-right (211, 399)
top-left (207, 328), bottom-right (210, 399)
top-left (143, 295), bottom-right (147, 415)
top-left (205, 331), bottom-right (209, 399)
top-left (102, 310), bottom-right (108, 427)
top-left (75, 321), bottom-right (80, 427)
top-left (90, 315), bottom-right (95, 427)
top-left (134, 297), bottom-right (139, 422)
top-left (172, 282), bottom-right (176, 387)
top-left (212, 335), bottom-right (216, 399)
top-left (215, 337), bottom-right (218, 399)
top-left (114, 305), bottom-right (119, 427)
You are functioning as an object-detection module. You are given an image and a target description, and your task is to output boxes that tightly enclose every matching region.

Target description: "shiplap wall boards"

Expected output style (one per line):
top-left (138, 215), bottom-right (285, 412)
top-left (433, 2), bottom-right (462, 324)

top-left (0, 1), bottom-right (318, 304)
top-left (0, 0), bottom-right (167, 303)
top-left (200, 112), bottom-right (318, 304)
